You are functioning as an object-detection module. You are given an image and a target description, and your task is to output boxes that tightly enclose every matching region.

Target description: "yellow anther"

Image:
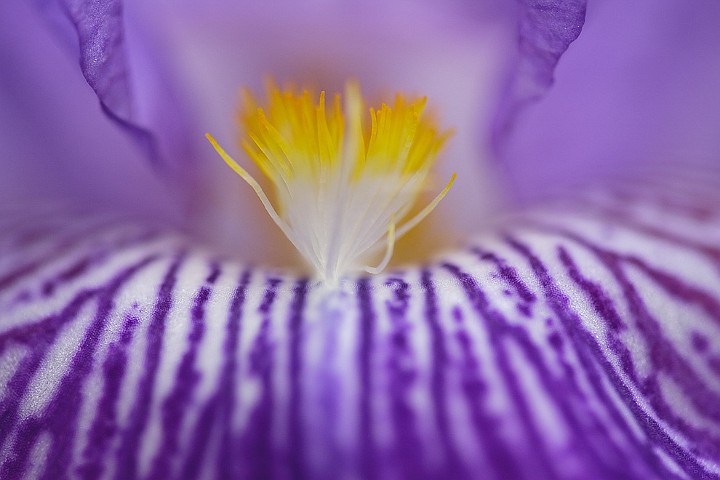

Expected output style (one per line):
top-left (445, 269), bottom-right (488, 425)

top-left (207, 79), bottom-right (455, 285)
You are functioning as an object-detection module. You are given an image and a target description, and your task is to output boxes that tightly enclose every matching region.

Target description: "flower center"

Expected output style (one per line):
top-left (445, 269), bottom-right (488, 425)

top-left (206, 80), bottom-right (455, 285)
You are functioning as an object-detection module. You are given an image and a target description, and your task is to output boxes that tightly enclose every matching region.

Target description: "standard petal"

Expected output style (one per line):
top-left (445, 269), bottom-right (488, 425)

top-left (492, 0), bottom-right (587, 150)
top-left (1, 167), bottom-right (719, 479)
top-left (8, 0), bottom-right (516, 261)
top-left (27, 0), bottom-right (512, 171)
top-left (0, 0), bottom-right (180, 218)
top-left (35, 0), bottom-right (160, 162)
top-left (502, 0), bottom-right (720, 202)
top-left (29, 0), bottom-right (586, 179)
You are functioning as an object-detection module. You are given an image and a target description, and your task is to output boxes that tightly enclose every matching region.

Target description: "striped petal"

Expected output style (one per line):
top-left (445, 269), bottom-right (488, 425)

top-left (1, 168), bottom-right (719, 479)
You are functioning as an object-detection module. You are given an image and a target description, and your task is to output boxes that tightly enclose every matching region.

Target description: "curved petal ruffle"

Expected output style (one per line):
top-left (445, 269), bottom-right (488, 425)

top-left (492, 0), bottom-right (586, 150)
top-left (1, 168), bottom-right (719, 479)
top-left (31, 0), bottom-right (584, 169)
top-left (503, 0), bottom-right (720, 201)
top-left (35, 0), bottom-right (160, 162)
top-left (0, 0), bottom-right (179, 218)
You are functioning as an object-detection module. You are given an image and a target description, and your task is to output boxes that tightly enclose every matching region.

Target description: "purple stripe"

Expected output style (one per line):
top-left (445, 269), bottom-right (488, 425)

top-left (420, 269), bottom-right (468, 479)
top-left (180, 270), bottom-right (252, 480)
top-left (383, 276), bottom-right (426, 478)
top-left (542, 319), bottom-right (642, 474)
top-left (213, 270), bottom-right (252, 479)
top-left (572, 200), bottom-right (720, 264)
top-left (443, 262), bottom-right (554, 480)
top-left (1, 255), bottom-right (159, 479)
top-left (178, 390), bottom-right (216, 480)
top-left (472, 242), bottom-right (644, 473)
top-left (76, 314), bottom-right (141, 479)
top-left (0, 220), bottom-right (120, 292)
top-left (356, 277), bottom-right (377, 479)
top-left (609, 185), bottom-right (718, 220)
top-left (6, 223), bottom-right (64, 250)
top-left (287, 278), bottom-right (309, 479)
top-left (311, 291), bottom-right (346, 479)
top-left (0, 291), bottom-right (96, 452)
top-left (1, 214), bottom-right (99, 251)
top-left (113, 254), bottom-right (186, 480)
top-left (506, 236), bottom-right (713, 479)
top-left (146, 263), bottom-right (221, 479)
top-left (473, 247), bottom-right (537, 318)
top-left (237, 277), bottom-right (282, 479)
top-left (41, 228), bottom-right (160, 297)
top-left (624, 255), bottom-right (720, 326)
top-left (503, 235), bottom-right (675, 480)
top-left (539, 224), bottom-right (720, 423)
top-left (472, 248), bottom-right (537, 304)
top-left (556, 243), bottom-right (720, 457)
top-left (450, 255), bottom-right (653, 478)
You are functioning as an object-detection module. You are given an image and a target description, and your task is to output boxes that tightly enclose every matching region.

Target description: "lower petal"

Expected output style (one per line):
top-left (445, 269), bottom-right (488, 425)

top-left (0, 166), bottom-right (719, 479)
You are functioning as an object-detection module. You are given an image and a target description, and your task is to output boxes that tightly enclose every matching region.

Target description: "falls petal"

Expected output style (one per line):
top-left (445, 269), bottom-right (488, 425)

top-left (1, 168), bottom-right (719, 479)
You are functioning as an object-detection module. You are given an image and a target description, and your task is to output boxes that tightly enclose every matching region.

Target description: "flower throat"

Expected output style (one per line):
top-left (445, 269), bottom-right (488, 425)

top-left (206, 80), bottom-right (455, 285)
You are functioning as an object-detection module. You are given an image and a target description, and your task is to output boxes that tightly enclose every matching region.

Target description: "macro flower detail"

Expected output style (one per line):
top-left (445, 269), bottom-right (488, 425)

top-left (1, 173), bottom-right (720, 479)
top-left (207, 81), bottom-right (455, 285)
top-left (2, 0), bottom-right (720, 479)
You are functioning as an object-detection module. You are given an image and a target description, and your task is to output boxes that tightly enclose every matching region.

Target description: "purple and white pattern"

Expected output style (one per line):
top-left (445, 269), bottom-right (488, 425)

top-left (2, 168), bottom-right (719, 479)
top-left (3, 0), bottom-right (720, 478)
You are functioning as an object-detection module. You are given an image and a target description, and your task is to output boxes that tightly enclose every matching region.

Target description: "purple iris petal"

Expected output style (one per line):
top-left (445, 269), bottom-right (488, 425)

top-left (36, 0), bottom-right (160, 162)
top-left (31, 0), bottom-right (585, 169)
top-left (1, 170), bottom-right (719, 479)
top-left (2, 0), bottom-right (720, 478)
top-left (492, 0), bottom-right (587, 151)
top-left (504, 0), bottom-right (720, 201)
top-left (0, 0), bottom-right (179, 218)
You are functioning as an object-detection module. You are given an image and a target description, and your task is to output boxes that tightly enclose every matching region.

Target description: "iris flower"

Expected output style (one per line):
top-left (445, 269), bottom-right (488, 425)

top-left (1, 0), bottom-right (720, 479)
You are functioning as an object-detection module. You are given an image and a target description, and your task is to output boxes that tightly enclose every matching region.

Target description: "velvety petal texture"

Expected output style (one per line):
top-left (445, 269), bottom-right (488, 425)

top-left (1, 169), bottom-right (719, 479)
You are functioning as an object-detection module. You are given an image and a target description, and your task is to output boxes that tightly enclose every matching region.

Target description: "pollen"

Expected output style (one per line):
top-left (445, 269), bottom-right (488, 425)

top-left (206, 80), bottom-right (455, 285)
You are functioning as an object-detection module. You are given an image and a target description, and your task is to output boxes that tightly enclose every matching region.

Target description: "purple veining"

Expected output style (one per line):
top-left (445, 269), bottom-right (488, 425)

top-left (546, 227), bottom-right (720, 421)
top-left (147, 262), bottom-right (221, 479)
top-left (1, 254), bottom-right (158, 479)
top-left (0, 290), bottom-right (96, 454)
top-left (556, 240), bottom-right (720, 458)
top-left (286, 278), bottom-right (309, 479)
top-left (237, 277), bottom-right (281, 479)
top-left (356, 277), bottom-right (378, 479)
top-left (473, 248), bottom-right (537, 304)
top-left (420, 269), bottom-right (467, 479)
top-left (568, 200), bottom-right (720, 267)
top-left (506, 235), bottom-right (710, 479)
top-left (0, 0), bottom-right (719, 474)
top-left (311, 292), bottom-right (346, 480)
top-left (0, 220), bottom-right (124, 292)
top-left (41, 228), bottom-right (160, 297)
top-left (113, 254), bottom-right (186, 480)
top-left (0, 197), bottom-right (718, 478)
top-left (177, 270), bottom-right (252, 480)
top-left (444, 262), bottom-right (562, 480)
top-left (470, 241), bottom-right (641, 474)
top-left (450, 300), bottom-right (523, 480)
top-left (383, 276), bottom-right (425, 478)
top-left (76, 314), bottom-right (140, 479)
